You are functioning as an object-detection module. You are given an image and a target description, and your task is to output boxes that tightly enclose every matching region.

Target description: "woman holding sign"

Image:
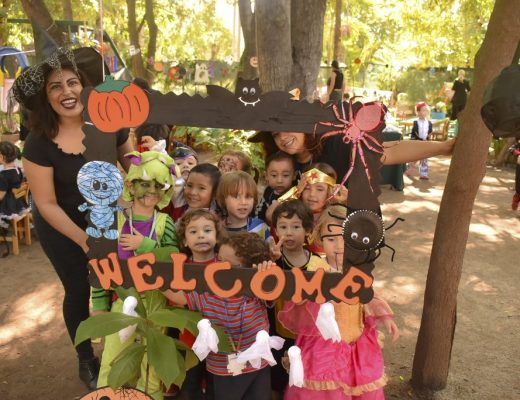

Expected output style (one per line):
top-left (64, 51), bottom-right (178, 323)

top-left (12, 48), bottom-right (133, 390)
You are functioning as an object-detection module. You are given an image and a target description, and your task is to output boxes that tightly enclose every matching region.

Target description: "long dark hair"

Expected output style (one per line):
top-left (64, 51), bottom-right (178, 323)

top-left (259, 132), bottom-right (323, 161)
top-left (28, 63), bottom-right (90, 140)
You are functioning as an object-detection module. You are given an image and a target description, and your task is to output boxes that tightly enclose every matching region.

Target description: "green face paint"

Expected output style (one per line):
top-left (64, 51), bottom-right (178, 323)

top-left (132, 179), bottom-right (166, 199)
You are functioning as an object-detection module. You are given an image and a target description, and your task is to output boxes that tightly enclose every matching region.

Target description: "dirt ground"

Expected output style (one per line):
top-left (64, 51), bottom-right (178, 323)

top-left (1, 156), bottom-right (519, 400)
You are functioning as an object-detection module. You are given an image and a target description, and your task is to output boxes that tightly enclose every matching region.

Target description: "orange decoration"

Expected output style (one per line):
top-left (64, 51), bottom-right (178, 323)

top-left (87, 77), bottom-right (150, 133)
top-left (80, 386), bottom-right (153, 400)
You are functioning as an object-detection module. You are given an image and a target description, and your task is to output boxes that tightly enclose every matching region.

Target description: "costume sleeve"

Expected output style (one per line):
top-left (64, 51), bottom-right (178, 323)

top-left (151, 216), bottom-right (179, 261)
top-left (22, 133), bottom-right (53, 167)
top-left (428, 121), bottom-right (433, 135)
top-left (136, 237), bottom-right (159, 254)
top-left (0, 173), bottom-right (7, 192)
top-left (185, 292), bottom-right (203, 312)
top-left (410, 120), bottom-right (419, 140)
top-left (277, 300), bottom-right (321, 336)
top-left (91, 287), bottom-right (112, 311)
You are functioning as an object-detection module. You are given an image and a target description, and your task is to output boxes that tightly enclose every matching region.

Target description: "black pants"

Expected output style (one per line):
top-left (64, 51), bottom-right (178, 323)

top-left (515, 164), bottom-right (520, 194)
top-left (210, 367), bottom-right (270, 400)
top-left (33, 208), bottom-right (94, 361)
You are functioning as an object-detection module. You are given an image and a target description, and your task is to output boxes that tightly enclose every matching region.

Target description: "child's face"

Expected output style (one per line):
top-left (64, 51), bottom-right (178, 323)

top-left (225, 187), bottom-right (255, 222)
top-left (418, 107), bottom-right (429, 119)
top-left (218, 155), bottom-right (242, 173)
top-left (321, 224), bottom-right (344, 269)
top-left (301, 183), bottom-right (329, 213)
top-left (185, 172), bottom-right (213, 209)
top-left (175, 156), bottom-right (198, 181)
top-left (183, 216), bottom-right (217, 256)
top-left (266, 159), bottom-right (295, 195)
top-left (129, 179), bottom-right (164, 208)
top-left (275, 213), bottom-right (308, 251)
top-left (218, 244), bottom-right (243, 268)
top-left (273, 132), bottom-right (306, 155)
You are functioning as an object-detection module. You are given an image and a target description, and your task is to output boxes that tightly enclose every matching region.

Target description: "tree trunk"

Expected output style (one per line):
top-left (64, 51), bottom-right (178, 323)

top-left (333, 0), bottom-right (342, 61)
top-left (290, 0), bottom-right (326, 101)
top-left (238, 0), bottom-right (258, 79)
top-left (126, 0), bottom-right (147, 79)
top-left (255, 0), bottom-right (292, 92)
top-left (144, 0), bottom-right (157, 68)
top-left (21, 0), bottom-right (66, 59)
top-left (62, 0), bottom-right (73, 20)
top-left (411, 0), bottom-right (520, 390)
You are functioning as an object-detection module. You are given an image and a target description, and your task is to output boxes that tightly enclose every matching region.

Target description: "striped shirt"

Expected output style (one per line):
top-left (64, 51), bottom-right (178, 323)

top-left (185, 292), bottom-right (270, 376)
top-left (225, 217), bottom-right (271, 241)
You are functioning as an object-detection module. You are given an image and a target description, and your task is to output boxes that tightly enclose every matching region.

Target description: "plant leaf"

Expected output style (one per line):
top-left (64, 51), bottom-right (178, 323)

top-left (107, 343), bottom-right (146, 390)
top-left (148, 309), bottom-right (188, 330)
top-left (172, 350), bottom-right (187, 387)
top-left (184, 348), bottom-right (199, 372)
top-left (144, 290), bottom-right (167, 316)
top-left (146, 327), bottom-right (181, 387)
top-left (75, 313), bottom-right (144, 346)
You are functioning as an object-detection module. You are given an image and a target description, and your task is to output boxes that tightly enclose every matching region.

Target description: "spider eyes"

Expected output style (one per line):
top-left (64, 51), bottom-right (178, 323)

top-left (351, 232), bottom-right (358, 240)
top-left (350, 232), bottom-right (370, 244)
top-left (362, 237), bottom-right (370, 244)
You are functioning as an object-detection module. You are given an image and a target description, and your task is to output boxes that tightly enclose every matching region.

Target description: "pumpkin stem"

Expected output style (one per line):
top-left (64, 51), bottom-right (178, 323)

top-left (94, 75), bottom-right (130, 93)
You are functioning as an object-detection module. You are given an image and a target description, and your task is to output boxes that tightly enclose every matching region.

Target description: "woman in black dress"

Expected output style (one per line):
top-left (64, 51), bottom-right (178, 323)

top-left (12, 48), bottom-right (133, 390)
top-left (451, 69), bottom-right (471, 120)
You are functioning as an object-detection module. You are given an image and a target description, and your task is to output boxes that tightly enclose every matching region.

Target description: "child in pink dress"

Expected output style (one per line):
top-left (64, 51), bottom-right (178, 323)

top-left (279, 204), bottom-right (399, 399)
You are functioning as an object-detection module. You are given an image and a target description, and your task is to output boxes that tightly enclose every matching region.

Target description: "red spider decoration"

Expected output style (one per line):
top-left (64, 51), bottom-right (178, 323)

top-left (315, 99), bottom-right (386, 192)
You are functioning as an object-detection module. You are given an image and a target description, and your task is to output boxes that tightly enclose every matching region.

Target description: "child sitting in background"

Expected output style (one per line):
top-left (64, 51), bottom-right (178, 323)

top-left (280, 204), bottom-right (399, 399)
top-left (216, 171), bottom-right (270, 240)
top-left (255, 151), bottom-right (296, 224)
top-left (164, 222), bottom-right (273, 400)
top-left (0, 141), bottom-right (29, 231)
top-left (407, 102), bottom-right (433, 180)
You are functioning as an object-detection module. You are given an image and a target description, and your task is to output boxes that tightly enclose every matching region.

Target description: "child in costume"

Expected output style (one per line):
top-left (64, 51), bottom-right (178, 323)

top-left (165, 213), bottom-right (275, 400)
top-left (280, 204), bottom-right (399, 400)
top-left (267, 199), bottom-right (330, 396)
top-left (93, 151), bottom-right (179, 400)
top-left (0, 141), bottom-right (29, 229)
top-left (216, 171), bottom-right (270, 240)
top-left (168, 144), bottom-right (199, 221)
top-left (255, 151), bottom-right (296, 224)
top-left (407, 102), bottom-right (433, 180)
top-left (509, 139), bottom-right (520, 211)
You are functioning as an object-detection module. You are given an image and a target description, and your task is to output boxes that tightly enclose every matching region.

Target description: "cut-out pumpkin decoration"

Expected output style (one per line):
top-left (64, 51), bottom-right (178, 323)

top-left (80, 386), bottom-right (153, 400)
top-left (87, 76), bottom-right (150, 133)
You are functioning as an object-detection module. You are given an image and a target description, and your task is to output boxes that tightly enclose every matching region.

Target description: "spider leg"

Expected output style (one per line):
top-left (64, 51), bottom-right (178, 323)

top-left (363, 134), bottom-right (385, 153)
top-left (386, 217), bottom-right (405, 230)
top-left (385, 244), bottom-right (397, 262)
top-left (336, 144), bottom-right (357, 190)
top-left (356, 143), bottom-right (375, 192)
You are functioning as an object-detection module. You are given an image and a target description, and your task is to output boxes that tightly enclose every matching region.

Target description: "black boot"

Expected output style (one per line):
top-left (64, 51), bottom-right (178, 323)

top-left (79, 357), bottom-right (100, 390)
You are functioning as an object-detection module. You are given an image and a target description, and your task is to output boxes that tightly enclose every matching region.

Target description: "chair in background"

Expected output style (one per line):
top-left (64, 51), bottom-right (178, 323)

top-left (0, 182), bottom-right (32, 256)
top-left (431, 118), bottom-right (450, 141)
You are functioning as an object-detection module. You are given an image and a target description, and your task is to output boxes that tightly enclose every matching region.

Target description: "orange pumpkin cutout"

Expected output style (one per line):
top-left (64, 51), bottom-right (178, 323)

top-left (80, 386), bottom-right (153, 400)
top-left (87, 77), bottom-right (150, 133)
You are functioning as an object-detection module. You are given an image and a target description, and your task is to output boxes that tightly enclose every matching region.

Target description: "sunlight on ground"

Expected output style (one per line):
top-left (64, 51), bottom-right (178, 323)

top-left (378, 276), bottom-right (422, 305)
top-left (0, 282), bottom-right (61, 353)
top-left (468, 223), bottom-right (500, 242)
top-left (464, 274), bottom-right (497, 293)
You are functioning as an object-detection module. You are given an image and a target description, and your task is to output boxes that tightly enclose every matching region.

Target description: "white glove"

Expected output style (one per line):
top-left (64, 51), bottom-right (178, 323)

top-left (118, 296), bottom-right (138, 344)
top-left (315, 302), bottom-right (341, 343)
top-left (288, 346), bottom-right (304, 387)
top-left (192, 319), bottom-right (219, 361)
top-left (236, 330), bottom-right (285, 369)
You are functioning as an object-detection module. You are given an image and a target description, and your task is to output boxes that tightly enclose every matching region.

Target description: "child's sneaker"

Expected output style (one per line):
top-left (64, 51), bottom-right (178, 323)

top-left (420, 175), bottom-right (429, 180)
top-left (512, 193), bottom-right (520, 211)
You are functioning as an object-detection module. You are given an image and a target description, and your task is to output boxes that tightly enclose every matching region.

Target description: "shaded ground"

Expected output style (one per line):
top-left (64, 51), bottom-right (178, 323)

top-left (0, 156), bottom-right (518, 400)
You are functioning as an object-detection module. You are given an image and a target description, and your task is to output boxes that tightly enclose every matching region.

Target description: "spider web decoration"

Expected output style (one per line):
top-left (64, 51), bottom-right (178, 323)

top-left (79, 386), bottom-right (153, 400)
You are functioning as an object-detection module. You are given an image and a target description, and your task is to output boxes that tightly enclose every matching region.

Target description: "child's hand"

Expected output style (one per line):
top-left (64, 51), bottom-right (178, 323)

top-left (331, 185), bottom-right (348, 204)
top-left (253, 260), bottom-right (276, 272)
top-left (295, 175), bottom-right (309, 197)
top-left (265, 200), bottom-right (279, 224)
top-left (382, 319), bottom-right (400, 343)
top-left (140, 136), bottom-right (157, 150)
top-left (119, 227), bottom-right (145, 251)
top-left (268, 236), bottom-right (285, 261)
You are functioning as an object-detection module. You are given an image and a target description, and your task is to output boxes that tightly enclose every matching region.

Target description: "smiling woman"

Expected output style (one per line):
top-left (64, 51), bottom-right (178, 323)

top-left (11, 47), bottom-right (133, 390)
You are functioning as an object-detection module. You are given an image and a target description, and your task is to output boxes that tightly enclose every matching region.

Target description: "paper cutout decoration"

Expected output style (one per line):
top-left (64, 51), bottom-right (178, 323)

top-left (235, 77), bottom-right (262, 106)
top-left (87, 76), bottom-right (150, 133)
top-left (317, 99), bottom-right (386, 193)
top-left (315, 302), bottom-right (342, 343)
top-left (287, 346), bottom-right (304, 387)
top-left (77, 161), bottom-right (123, 239)
top-left (80, 386), bottom-right (153, 400)
top-left (236, 330), bottom-right (284, 368)
top-left (118, 296), bottom-right (138, 343)
top-left (192, 319), bottom-right (219, 361)
top-left (194, 63), bottom-right (209, 84)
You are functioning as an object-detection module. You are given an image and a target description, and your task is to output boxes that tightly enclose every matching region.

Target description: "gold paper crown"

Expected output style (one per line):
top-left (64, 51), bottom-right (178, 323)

top-left (278, 168), bottom-right (336, 202)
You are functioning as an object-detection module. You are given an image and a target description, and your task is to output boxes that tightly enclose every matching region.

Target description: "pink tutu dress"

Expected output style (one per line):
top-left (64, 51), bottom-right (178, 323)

top-left (278, 295), bottom-right (394, 400)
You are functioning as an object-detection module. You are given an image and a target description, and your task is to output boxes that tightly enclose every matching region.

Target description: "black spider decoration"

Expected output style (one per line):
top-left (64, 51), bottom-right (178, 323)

top-left (330, 209), bottom-right (404, 266)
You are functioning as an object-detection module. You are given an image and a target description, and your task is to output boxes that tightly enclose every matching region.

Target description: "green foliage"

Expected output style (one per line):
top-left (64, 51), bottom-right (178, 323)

top-left (173, 126), bottom-right (265, 173)
top-left (75, 290), bottom-right (232, 393)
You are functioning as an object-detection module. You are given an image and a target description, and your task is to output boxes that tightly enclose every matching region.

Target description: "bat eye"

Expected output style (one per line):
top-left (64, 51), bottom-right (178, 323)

top-left (250, 88), bottom-right (256, 95)
top-left (362, 237), bottom-right (370, 244)
top-left (351, 232), bottom-right (358, 240)
top-left (242, 87), bottom-right (249, 95)
top-left (93, 180), bottom-right (100, 190)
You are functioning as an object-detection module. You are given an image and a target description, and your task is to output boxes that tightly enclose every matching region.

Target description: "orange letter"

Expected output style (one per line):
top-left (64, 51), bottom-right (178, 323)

top-left (291, 268), bottom-right (326, 304)
top-left (250, 266), bottom-right (286, 301)
top-left (205, 261), bottom-right (243, 298)
top-left (88, 252), bottom-right (124, 289)
top-left (170, 253), bottom-right (196, 291)
top-left (329, 267), bottom-right (373, 305)
top-left (127, 252), bottom-right (164, 292)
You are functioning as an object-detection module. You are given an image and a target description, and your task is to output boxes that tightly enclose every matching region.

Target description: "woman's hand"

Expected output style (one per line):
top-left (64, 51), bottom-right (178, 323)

top-left (441, 137), bottom-right (456, 156)
top-left (119, 227), bottom-right (145, 251)
top-left (383, 319), bottom-right (400, 343)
